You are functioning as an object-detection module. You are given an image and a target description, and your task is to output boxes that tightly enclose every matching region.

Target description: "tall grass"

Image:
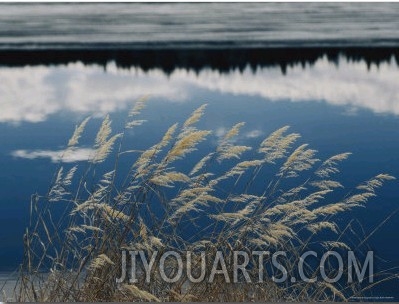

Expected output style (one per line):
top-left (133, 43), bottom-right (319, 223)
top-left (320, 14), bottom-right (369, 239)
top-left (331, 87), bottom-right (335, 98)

top-left (10, 100), bottom-right (397, 301)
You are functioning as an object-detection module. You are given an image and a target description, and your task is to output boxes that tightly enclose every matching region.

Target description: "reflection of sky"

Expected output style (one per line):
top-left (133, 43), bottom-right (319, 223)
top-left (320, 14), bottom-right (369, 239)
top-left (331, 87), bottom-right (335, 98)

top-left (1, 57), bottom-right (399, 124)
top-left (1, 58), bottom-right (399, 299)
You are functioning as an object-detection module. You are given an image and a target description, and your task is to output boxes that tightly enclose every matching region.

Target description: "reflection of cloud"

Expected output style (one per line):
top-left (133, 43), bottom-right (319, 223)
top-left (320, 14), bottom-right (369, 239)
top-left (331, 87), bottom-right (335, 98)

top-left (245, 130), bottom-right (263, 139)
top-left (189, 58), bottom-right (399, 116)
top-left (1, 57), bottom-right (399, 123)
top-left (214, 126), bottom-right (262, 143)
top-left (11, 148), bottom-right (94, 163)
top-left (0, 63), bottom-right (186, 123)
top-left (215, 127), bottom-right (227, 138)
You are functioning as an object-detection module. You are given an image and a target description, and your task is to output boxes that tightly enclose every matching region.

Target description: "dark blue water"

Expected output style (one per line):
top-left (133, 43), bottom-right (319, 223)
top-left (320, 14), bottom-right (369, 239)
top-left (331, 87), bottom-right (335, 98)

top-left (1, 3), bottom-right (399, 300)
top-left (1, 58), bottom-right (399, 296)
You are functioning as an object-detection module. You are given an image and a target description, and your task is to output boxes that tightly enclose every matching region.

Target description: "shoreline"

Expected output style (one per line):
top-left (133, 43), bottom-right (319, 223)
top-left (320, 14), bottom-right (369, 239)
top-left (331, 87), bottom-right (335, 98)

top-left (0, 46), bottom-right (398, 74)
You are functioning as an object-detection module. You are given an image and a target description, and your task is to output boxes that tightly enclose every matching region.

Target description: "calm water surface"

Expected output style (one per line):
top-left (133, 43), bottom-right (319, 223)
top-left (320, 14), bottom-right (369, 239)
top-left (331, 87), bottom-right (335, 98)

top-left (1, 57), bottom-right (399, 275)
top-left (0, 3), bottom-right (399, 48)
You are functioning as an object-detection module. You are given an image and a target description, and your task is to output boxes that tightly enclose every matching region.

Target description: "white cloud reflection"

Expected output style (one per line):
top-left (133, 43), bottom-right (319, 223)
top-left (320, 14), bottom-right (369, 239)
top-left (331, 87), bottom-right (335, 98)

top-left (215, 127), bottom-right (263, 140)
top-left (11, 148), bottom-right (94, 163)
top-left (245, 130), bottom-right (263, 139)
top-left (1, 57), bottom-right (399, 124)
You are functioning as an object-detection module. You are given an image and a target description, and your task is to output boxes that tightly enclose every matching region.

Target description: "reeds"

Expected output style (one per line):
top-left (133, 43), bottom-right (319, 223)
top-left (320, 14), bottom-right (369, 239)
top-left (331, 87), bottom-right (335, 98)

top-left (9, 101), bottom-right (397, 302)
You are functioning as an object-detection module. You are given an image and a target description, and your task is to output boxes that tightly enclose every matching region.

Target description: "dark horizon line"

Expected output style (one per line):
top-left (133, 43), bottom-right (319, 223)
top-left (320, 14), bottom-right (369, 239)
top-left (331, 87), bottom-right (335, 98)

top-left (1, 46), bottom-right (399, 74)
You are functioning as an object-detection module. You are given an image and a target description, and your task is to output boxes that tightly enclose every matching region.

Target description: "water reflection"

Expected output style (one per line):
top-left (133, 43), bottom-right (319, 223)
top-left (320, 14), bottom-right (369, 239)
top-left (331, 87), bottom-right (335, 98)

top-left (1, 53), bottom-right (399, 295)
top-left (1, 56), bottom-right (399, 124)
top-left (11, 148), bottom-right (95, 163)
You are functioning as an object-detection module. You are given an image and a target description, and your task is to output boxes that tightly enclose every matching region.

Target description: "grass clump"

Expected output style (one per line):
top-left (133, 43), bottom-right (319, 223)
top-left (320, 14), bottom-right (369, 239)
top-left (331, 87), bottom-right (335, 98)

top-left (11, 100), bottom-right (397, 302)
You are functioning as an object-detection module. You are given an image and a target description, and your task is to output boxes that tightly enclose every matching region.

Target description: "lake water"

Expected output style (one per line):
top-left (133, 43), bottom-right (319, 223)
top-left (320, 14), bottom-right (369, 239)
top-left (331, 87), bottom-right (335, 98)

top-left (1, 2), bottom-right (399, 48)
top-left (1, 2), bottom-right (399, 301)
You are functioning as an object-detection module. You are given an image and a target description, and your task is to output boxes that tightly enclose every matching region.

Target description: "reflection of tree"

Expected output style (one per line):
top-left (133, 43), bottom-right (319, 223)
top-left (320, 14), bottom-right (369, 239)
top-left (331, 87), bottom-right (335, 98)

top-left (1, 47), bottom-right (398, 75)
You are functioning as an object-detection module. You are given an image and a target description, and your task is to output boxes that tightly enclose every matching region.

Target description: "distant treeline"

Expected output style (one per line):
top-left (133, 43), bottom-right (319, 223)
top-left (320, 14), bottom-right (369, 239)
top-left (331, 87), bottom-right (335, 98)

top-left (1, 47), bottom-right (399, 74)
